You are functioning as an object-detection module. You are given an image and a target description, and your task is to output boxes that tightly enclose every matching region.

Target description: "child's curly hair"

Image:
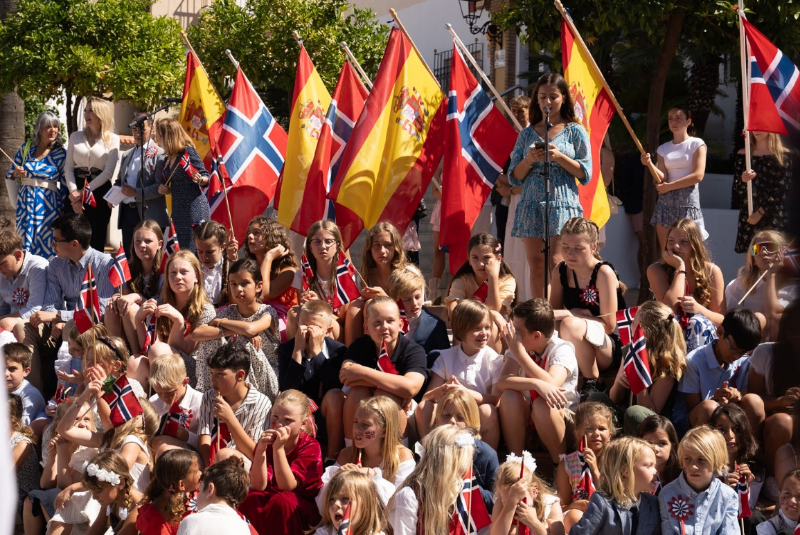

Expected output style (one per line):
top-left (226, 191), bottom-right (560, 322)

top-left (82, 450), bottom-right (134, 509)
top-left (144, 449), bottom-right (200, 524)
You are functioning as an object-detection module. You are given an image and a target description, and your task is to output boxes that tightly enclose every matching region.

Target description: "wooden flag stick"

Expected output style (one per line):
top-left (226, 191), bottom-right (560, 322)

top-left (389, 8), bottom-right (442, 92)
top-left (339, 247), bottom-right (368, 288)
top-left (341, 42), bottom-right (373, 90)
top-left (215, 390), bottom-right (221, 452)
top-left (180, 31), bottom-right (226, 104)
top-left (87, 263), bottom-right (97, 368)
top-left (737, 4), bottom-right (754, 216)
top-left (737, 262), bottom-right (773, 306)
top-left (0, 146), bottom-right (16, 166)
top-left (554, 0), bottom-right (661, 184)
top-left (445, 24), bottom-right (523, 132)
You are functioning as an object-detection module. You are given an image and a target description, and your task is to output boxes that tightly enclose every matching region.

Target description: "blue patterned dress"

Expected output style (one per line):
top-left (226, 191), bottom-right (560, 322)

top-left (508, 122), bottom-right (591, 238)
top-left (5, 143), bottom-right (67, 259)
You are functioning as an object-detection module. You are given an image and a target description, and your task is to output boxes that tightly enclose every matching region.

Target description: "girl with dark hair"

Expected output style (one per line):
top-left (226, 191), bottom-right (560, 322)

top-left (711, 403), bottom-right (764, 509)
top-left (641, 105), bottom-right (708, 249)
top-left (638, 415), bottom-right (681, 490)
top-left (193, 220), bottom-right (234, 307)
top-left (508, 73), bottom-right (592, 299)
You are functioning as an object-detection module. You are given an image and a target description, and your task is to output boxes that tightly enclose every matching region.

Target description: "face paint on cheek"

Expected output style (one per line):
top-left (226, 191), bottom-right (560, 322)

top-left (364, 430), bottom-right (376, 440)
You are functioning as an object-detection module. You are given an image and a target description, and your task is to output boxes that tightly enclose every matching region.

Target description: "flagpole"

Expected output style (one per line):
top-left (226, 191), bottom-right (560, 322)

top-left (738, 4), bottom-right (754, 216)
top-left (214, 151), bottom-right (237, 243)
top-left (389, 9), bottom-right (443, 92)
top-left (87, 263), bottom-right (97, 368)
top-left (553, 0), bottom-right (661, 184)
top-left (445, 24), bottom-right (523, 132)
top-left (339, 247), bottom-right (369, 288)
top-left (341, 42), bottom-right (374, 90)
top-left (0, 146), bottom-right (16, 166)
top-left (180, 31), bottom-right (226, 105)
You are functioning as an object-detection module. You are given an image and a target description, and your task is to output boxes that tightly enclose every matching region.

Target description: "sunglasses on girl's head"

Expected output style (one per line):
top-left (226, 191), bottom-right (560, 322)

top-left (750, 242), bottom-right (781, 255)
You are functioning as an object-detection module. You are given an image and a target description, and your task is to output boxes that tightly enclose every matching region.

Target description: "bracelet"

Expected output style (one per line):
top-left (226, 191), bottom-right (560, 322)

top-left (676, 270), bottom-right (686, 275)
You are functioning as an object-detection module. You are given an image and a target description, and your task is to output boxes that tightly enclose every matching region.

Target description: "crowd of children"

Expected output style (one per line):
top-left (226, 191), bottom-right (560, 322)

top-left (2, 183), bottom-right (797, 535)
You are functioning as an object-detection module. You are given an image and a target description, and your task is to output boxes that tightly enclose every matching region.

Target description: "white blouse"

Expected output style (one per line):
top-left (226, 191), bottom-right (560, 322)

top-left (65, 130), bottom-right (120, 192)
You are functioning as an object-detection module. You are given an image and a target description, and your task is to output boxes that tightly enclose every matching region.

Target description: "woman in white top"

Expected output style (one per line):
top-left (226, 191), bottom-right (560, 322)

top-left (65, 97), bottom-right (120, 251)
top-left (641, 105), bottom-right (708, 249)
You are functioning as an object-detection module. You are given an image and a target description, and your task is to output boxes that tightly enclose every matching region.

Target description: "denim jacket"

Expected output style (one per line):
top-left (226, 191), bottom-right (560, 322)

top-left (659, 472), bottom-right (738, 535)
top-left (568, 491), bottom-right (661, 535)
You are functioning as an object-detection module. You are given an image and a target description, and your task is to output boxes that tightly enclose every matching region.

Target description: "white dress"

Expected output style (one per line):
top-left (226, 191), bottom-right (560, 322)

top-left (504, 192), bottom-right (531, 302)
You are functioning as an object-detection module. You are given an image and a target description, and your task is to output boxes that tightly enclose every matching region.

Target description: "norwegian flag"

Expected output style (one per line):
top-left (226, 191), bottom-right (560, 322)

top-left (140, 317), bottom-right (157, 356)
top-left (53, 384), bottom-right (73, 405)
top-left (736, 470), bottom-right (752, 519)
top-left (208, 419), bottom-right (231, 465)
top-left (785, 242), bottom-right (799, 278)
top-left (293, 60), bottom-right (369, 247)
top-left (527, 349), bottom-right (549, 406)
top-left (623, 325), bottom-right (651, 395)
top-left (214, 66), bottom-right (288, 243)
top-left (74, 266), bottom-right (100, 333)
top-left (156, 398), bottom-right (193, 438)
top-left (204, 153), bottom-right (228, 206)
top-left (615, 306), bottom-right (639, 346)
top-left (452, 470), bottom-right (492, 535)
top-left (472, 282), bottom-right (488, 303)
top-left (336, 502), bottom-right (351, 535)
top-left (82, 183), bottom-right (96, 207)
top-left (376, 340), bottom-right (399, 375)
top-left (158, 220), bottom-right (180, 275)
top-left (101, 375), bottom-right (143, 428)
top-left (108, 245), bottom-right (131, 288)
top-left (179, 149), bottom-right (200, 177)
top-left (575, 436), bottom-right (596, 501)
top-left (397, 299), bottom-right (409, 334)
top-left (300, 253), bottom-right (314, 292)
top-left (332, 253), bottom-right (360, 309)
top-left (742, 15), bottom-right (800, 137)
top-left (441, 44), bottom-right (518, 275)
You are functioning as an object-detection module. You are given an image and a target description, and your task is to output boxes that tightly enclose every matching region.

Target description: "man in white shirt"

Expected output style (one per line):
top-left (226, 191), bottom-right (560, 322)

top-left (113, 112), bottom-right (167, 256)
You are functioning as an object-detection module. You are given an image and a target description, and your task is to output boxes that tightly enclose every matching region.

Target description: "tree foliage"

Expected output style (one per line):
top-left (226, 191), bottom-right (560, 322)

top-left (187, 0), bottom-right (390, 121)
top-left (0, 0), bottom-right (185, 132)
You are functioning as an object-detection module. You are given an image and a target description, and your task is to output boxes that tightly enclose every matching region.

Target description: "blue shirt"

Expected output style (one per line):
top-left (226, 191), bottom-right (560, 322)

top-left (659, 472), bottom-right (738, 535)
top-left (11, 379), bottom-right (46, 425)
top-left (678, 341), bottom-right (749, 400)
top-left (0, 251), bottom-right (48, 319)
top-left (43, 247), bottom-right (117, 321)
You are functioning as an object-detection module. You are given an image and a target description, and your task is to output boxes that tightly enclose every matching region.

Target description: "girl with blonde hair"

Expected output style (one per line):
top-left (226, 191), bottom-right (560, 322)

top-left (491, 452), bottom-right (564, 535)
top-left (154, 117), bottom-right (210, 254)
top-left (607, 300), bottom-right (687, 435)
top-left (65, 97), bottom-right (120, 250)
top-left (570, 437), bottom-right (661, 535)
top-left (132, 250), bottom-right (216, 388)
top-left (313, 470), bottom-right (385, 535)
top-left (732, 131), bottom-right (792, 253)
top-left (320, 396), bottom-right (414, 508)
top-left (386, 425), bottom-right (489, 535)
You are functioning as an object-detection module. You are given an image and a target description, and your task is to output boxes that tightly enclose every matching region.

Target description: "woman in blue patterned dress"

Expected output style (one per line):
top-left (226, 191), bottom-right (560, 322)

top-left (509, 73), bottom-right (591, 299)
top-left (5, 111), bottom-right (66, 259)
top-left (154, 117), bottom-right (210, 254)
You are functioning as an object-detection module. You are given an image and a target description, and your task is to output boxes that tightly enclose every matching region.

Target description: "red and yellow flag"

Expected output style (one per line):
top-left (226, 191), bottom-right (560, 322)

top-left (328, 27), bottom-right (446, 238)
top-left (561, 16), bottom-right (614, 228)
top-left (275, 46), bottom-right (332, 230)
top-left (178, 51), bottom-right (226, 170)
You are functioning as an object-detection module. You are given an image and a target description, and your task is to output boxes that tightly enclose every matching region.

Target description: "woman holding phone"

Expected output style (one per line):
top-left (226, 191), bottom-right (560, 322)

top-left (508, 73), bottom-right (592, 299)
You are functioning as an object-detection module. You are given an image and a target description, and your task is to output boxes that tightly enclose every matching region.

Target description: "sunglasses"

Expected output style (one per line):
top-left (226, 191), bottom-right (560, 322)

top-left (750, 242), bottom-right (781, 256)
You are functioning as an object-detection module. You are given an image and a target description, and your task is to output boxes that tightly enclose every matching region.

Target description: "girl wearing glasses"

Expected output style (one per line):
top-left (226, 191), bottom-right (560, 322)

top-left (724, 230), bottom-right (789, 325)
top-left (731, 132), bottom-right (792, 254)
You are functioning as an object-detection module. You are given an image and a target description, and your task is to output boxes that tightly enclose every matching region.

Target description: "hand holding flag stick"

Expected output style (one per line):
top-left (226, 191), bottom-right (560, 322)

top-left (554, 0), bottom-right (661, 184)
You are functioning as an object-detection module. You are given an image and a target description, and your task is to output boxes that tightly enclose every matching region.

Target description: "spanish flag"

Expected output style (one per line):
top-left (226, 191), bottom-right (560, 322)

top-left (328, 27), bottom-right (446, 240)
top-left (275, 46), bottom-right (332, 230)
top-left (561, 15), bottom-right (613, 228)
top-left (178, 51), bottom-right (226, 170)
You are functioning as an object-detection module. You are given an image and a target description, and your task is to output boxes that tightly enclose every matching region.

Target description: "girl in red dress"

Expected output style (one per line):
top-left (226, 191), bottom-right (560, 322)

top-left (136, 449), bottom-right (202, 535)
top-left (239, 389), bottom-right (323, 535)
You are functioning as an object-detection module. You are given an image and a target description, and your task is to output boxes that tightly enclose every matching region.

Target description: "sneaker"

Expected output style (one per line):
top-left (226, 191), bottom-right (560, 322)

top-left (580, 379), bottom-right (605, 402)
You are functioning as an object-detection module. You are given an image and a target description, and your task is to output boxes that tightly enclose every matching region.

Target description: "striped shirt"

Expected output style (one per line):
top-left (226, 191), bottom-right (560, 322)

top-left (197, 384), bottom-right (272, 451)
top-left (43, 246), bottom-right (117, 321)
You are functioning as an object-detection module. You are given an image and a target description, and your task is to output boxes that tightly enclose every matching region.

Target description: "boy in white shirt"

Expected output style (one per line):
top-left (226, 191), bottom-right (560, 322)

top-left (498, 298), bottom-right (579, 462)
top-left (177, 456), bottom-right (254, 535)
top-left (148, 353), bottom-right (204, 455)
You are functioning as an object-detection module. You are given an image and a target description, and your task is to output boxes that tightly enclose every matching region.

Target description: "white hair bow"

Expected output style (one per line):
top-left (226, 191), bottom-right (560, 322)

top-left (505, 450), bottom-right (537, 474)
top-left (85, 462), bottom-right (121, 486)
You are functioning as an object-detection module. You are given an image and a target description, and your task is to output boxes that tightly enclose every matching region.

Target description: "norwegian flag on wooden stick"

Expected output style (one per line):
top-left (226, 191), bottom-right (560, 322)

top-left (300, 253), bottom-right (314, 291)
top-left (376, 341), bottom-right (399, 375)
top-left (736, 469), bottom-right (752, 519)
top-left (108, 245), bottom-right (131, 288)
top-left (623, 325), bottom-right (652, 395)
top-left (158, 220), bottom-right (180, 275)
top-left (102, 375), bottom-right (143, 428)
top-left (74, 265), bottom-right (100, 334)
top-left (208, 419), bottom-right (231, 465)
top-left (82, 183), bottom-right (96, 207)
top-left (156, 398), bottom-right (193, 438)
top-left (615, 306), bottom-right (639, 346)
top-left (332, 253), bottom-right (360, 309)
top-left (336, 502), bottom-right (351, 535)
top-left (575, 436), bottom-right (596, 501)
top-left (452, 469), bottom-right (492, 534)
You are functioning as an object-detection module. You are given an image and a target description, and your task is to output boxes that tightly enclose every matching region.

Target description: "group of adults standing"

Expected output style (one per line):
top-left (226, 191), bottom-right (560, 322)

top-left (4, 97), bottom-right (211, 259)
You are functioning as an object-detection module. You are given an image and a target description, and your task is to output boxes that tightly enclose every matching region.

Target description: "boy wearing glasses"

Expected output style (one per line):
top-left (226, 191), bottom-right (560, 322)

top-left (678, 309), bottom-right (761, 429)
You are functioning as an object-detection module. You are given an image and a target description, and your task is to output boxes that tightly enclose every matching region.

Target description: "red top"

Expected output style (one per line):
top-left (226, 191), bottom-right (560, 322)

top-left (265, 431), bottom-right (323, 497)
top-left (135, 503), bottom-right (180, 535)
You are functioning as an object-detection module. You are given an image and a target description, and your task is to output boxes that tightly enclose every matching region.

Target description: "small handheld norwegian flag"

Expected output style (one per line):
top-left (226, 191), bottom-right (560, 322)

top-left (140, 317), bottom-right (157, 356)
top-left (101, 375), bottom-right (144, 428)
top-left (397, 299), bottom-right (409, 334)
top-left (158, 220), bottom-right (181, 275)
top-left (452, 470), bottom-right (492, 535)
top-left (336, 502), bottom-right (351, 535)
top-left (179, 149), bottom-right (200, 177)
top-left (332, 254), bottom-right (361, 309)
top-left (575, 436), bottom-right (596, 501)
top-left (208, 419), bottom-right (231, 465)
top-left (74, 266), bottom-right (101, 334)
top-left (108, 245), bottom-right (131, 288)
top-left (736, 469), bottom-right (752, 519)
top-left (472, 282), bottom-right (488, 303)
top-left (82, 183), bottom-right (96, 207)
top-left (623, 325), bottom-right (651, 395)
top-left (300, 253), bottom-right (314, 291)
top-left (376, 340), bottom-right (399, 375)
top-left (156, 398), bottom-right (193, 438)
top-left (615, 306), bottom-right (639, 346)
